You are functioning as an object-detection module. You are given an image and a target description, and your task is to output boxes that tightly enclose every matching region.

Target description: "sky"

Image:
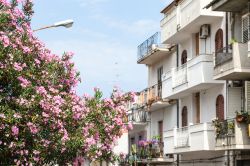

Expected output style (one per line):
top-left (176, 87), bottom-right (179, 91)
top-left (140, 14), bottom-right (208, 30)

top-left (31, 0), bottom-right (171, 97)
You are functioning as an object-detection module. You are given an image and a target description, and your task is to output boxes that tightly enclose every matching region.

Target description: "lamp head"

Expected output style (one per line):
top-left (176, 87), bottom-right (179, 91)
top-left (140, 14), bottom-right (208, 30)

top-left (53, 19), bottom-right (74, 28)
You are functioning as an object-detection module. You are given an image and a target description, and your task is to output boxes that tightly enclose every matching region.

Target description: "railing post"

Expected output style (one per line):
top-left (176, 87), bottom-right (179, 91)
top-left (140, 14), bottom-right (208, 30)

top-left (188, 125), bottom-right (191, 147)
top-left (174, 126), bottom-right (177, 147)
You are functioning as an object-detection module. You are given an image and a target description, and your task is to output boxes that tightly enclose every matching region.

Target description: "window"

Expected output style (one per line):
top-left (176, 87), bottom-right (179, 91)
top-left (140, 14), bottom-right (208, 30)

top-left (181, 50), bottom-right (187, 65)
top-left (215, 29), bottom-right (223, 53)
top-left (182, 106), bottom-right (188, 127)
top-left (216, 95), bottom-right (224, 121)
top-left (157, 66), bottom-right (163, 98)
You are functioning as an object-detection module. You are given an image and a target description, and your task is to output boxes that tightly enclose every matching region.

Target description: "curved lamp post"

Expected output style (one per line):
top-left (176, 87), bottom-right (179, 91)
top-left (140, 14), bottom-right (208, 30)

top-left (34, 19), bottom-right (74, 32)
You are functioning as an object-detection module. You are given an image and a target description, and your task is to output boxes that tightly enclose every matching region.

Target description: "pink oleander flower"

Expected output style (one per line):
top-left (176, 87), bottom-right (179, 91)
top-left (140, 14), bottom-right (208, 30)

top-left (11, 126), bottom-right (19, 136)
top-left (127, 122), bottom-right (133, 130)
top-left (27, 122), bottom-right (39, 134)
top-left (13, 62), bottom-right (23, 71)
top-left (0, 35), bottom-right (10, 47)
top-left (0, 113), bottom-right (6, 119)
top-left (17, 76), bottom-right (31, 88)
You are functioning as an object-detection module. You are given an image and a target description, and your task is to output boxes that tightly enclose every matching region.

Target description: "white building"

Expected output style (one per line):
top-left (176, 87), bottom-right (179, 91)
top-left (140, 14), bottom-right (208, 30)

top-left (128, 0), bottom-right (250, 166)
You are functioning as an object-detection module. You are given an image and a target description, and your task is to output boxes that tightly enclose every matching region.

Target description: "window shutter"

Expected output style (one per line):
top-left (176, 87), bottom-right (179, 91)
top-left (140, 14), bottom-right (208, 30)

top-left (245, 81), bottom-right (250, 112)
top-left (242, 13), bottom-right (250, 43)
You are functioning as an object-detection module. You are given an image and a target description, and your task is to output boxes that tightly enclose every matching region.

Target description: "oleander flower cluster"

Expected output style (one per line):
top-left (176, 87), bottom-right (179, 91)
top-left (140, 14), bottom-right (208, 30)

top-left (0, 0), bottom-right (134, 165)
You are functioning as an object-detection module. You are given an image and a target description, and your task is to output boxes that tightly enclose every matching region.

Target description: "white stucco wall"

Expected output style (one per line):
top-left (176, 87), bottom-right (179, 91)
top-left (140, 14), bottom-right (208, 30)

top-left (149, 104), bottom-right (177, 139)
top-left (178, 84), bottom-right (226, 125)
top-left (200, 84), bottom-right (226, 123)
top-left (148, 51), bottom-right (176, 87)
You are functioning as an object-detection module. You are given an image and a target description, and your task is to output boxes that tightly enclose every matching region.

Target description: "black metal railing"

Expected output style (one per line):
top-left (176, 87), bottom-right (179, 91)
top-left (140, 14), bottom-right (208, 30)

top-left (137, 32), bottom-right (161, 61)
top-left (215, 44), bottom-right (233, 66)
top-left (128, 110), bottom-right (148, 123)
top-left (215, 119), bottom-right (235, 139)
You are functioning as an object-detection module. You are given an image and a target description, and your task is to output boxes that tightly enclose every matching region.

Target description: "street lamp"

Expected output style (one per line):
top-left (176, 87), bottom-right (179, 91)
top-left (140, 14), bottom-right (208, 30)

top-left (34, 19), bottom-right (74, 32)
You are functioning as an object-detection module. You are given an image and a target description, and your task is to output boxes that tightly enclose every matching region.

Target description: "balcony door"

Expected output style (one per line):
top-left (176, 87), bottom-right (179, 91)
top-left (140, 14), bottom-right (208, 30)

top-left (215, 29), bottom-right (223, 53)
top-left (182, 106), bottom-right (188, 127)
top-left (195, 92), bottom-right (200, 123)
top-left (216, 95), bottom-right (224, 121)
top-left (195, 33), bottom-right (199, 56)
top-left (157, 66), bottom-right (163, 98)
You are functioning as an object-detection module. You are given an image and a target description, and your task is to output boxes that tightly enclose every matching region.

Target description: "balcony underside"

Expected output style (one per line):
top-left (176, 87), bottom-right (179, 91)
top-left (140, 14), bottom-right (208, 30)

top-left (214, 68), bottom-right (250, 80)
top-left (129, 118), bottom-right (148, 127)
top-left (149, 101), bottom-right (172, 112)
top-left (137, 48), bottom-right (171, 65)
top-left (166, 82), bottom-right (222, 99)
top-left (211, 0), bottom-right (248, 12)
top-left (137, 158), bottom-right (174, 164)
top-left (215, 144), bottom-right (250, 151)
top-left (163, 15), bottom-right (223, 44)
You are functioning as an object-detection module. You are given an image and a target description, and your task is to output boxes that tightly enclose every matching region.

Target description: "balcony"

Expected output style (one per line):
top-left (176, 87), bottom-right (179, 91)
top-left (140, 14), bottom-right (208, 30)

top-left (160, 0), bottom-right (223, 43)
top-left (207, 0), bottom-right (248, 12)
top-left (215, 119), bottom-right (250, 150)
top-left (133, 142), bottom-right (174, 165)
top-left (137, 83), bottom-right (171, 111)
top-left (164, 123), bottom-right (215, 154)
top-left (213, 42), bottom-right (250, 80)
top-left (137, 32), bottom-right (172, 65)
top-left (162, 54), bottom-right (222, 99)
top-left (128, 110), bottom-right (148, 126)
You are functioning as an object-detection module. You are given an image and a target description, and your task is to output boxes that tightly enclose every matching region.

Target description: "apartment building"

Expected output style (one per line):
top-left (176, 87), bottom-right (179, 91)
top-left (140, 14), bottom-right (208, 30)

top-left (127, 32), bottom-right (177, 165)
top-left (127, 0), bottom-right (250, 166)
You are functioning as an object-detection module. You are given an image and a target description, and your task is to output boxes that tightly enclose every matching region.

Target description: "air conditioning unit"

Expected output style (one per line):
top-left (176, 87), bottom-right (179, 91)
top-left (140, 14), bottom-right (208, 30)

top-left (199, 24), bottom-right (210, 39)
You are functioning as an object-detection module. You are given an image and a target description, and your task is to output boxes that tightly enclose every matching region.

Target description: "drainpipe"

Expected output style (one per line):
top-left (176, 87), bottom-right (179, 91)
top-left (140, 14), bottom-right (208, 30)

top-left (226, 12), bottom-right (229, 52)
top-left (226, 80), bottom-right (230, 166)
top-left (176, 44), bottom-right (180, 166)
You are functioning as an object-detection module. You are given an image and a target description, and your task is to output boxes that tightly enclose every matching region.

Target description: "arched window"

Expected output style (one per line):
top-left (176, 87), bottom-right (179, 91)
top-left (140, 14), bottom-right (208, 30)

top-left (182, 106), bottom-right (188, 127)
top-left (216, 95), bottom-right (224, 121)
top-left (215, 29), bottom-right (223, 53)
top-left (181, 50), bottom-right (187, 65)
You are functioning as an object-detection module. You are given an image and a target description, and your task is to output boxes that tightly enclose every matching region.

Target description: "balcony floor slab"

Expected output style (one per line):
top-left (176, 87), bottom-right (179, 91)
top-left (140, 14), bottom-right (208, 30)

top-left (165, 82), bottom-right (223, 99)
top-left (214, 68), bottom-right (250, 80)
top-left (163, 15), bottom-right (223, 44)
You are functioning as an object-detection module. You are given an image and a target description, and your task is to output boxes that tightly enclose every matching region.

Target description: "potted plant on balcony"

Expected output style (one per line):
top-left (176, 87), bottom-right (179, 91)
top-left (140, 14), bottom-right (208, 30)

top-left (227, 121), bottom-right (235, 135)
top-left (138, 140), bottom-right (148, 160)
top-left (235, 110), bottom-right (248, 123)
top-left (212, 117), bottom-right (222, 138)
top-left (150, 135), bottom-right (161, 158)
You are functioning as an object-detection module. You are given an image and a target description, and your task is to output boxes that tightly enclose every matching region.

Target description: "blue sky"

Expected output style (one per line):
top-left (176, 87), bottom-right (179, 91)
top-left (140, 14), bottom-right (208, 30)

top-left (31, 0), bottom-right (171, 97)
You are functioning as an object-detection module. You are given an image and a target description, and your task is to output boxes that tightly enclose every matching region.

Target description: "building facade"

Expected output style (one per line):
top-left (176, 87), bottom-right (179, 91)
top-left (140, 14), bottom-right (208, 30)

top-left (127, 0), bottom-right (250, 166)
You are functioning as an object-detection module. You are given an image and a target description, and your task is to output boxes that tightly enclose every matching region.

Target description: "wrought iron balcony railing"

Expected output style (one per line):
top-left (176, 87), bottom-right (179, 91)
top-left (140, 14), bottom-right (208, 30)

top-left (128, 110), bottom-right (148, 123)
top-left (137, 32), bottom-right (161, 61)
top-left (215, 119), bottom-right (235, 138)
